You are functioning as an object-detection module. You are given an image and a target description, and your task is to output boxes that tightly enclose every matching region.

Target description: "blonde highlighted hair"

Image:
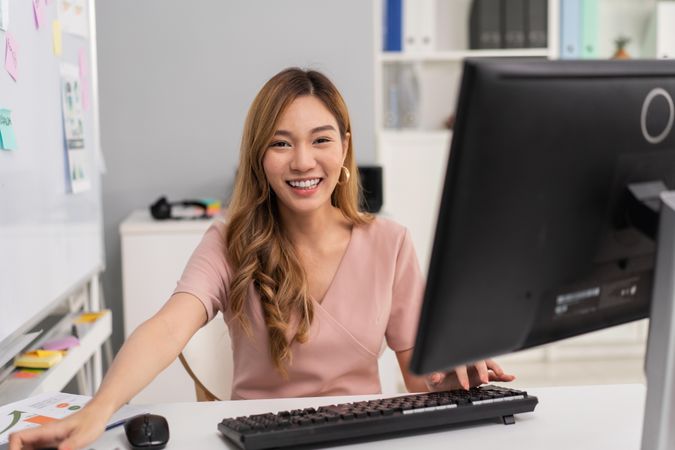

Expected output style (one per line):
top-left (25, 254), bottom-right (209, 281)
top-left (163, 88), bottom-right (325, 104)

top-left (225, 68), bottom-right (371, 375)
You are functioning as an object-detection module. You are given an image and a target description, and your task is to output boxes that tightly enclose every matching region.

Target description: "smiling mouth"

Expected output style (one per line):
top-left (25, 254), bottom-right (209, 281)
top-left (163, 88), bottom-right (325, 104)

top-left (286, 178), bottom-right (322, 190)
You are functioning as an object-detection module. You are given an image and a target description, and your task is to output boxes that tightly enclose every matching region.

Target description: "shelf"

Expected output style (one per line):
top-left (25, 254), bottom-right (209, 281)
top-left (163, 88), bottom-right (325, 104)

top-left (379, 129), bottom-right (451, 138)
top-left (0, 310), bottom-right (112, 403)
top-left (379, 48), bottom-right (551, 63)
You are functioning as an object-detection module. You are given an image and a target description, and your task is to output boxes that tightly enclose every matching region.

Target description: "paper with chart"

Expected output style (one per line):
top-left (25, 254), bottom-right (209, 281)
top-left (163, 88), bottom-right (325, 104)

top-left (56, 0), bottom-right (87, 37)
top-left (0, 392), bottom-right (145, 445)
top-left (60, 64), bottom-right (90, 193)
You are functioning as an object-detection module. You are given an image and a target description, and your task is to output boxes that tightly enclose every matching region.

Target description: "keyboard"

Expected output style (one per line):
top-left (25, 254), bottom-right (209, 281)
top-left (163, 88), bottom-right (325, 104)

top-left (218, 385), bottom-right (538, 449)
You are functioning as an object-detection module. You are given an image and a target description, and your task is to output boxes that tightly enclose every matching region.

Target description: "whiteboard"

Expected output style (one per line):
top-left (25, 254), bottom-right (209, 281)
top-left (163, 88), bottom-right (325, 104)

top-left (0, 0), bottom-right (103, 344)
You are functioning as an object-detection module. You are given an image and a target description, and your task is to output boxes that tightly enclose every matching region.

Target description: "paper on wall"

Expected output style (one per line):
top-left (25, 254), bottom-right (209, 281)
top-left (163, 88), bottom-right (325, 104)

top-left (56, 0), bottom-right (87, 37)
top-left (60, 64), bottom-right (90, 193)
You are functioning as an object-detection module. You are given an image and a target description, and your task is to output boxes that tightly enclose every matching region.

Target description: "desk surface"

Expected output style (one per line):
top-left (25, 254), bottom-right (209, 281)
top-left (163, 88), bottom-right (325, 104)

top-left (92, 384), bottom-right (645, 450)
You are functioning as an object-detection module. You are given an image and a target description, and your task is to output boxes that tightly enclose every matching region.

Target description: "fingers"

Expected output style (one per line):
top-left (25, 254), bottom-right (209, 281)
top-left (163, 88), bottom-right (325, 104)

top-left (473, 360), bottom-right (490, 385)
top-left (8, 411), bottom-right (104, 450)
top-left (426, 371), bottom-right (445, 386)
top-left (9, 422), bottom-right (69, 450)
top-left (426, 360), bottom-right (516, 393)
top-left (485, 359), bottom-right (516, 382)
top-left (454, 365), bottom-right (470, 390)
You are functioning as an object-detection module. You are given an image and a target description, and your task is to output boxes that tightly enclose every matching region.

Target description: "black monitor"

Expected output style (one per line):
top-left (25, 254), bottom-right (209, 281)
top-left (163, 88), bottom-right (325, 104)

top-left (410, 59), bottom-right (675, 449)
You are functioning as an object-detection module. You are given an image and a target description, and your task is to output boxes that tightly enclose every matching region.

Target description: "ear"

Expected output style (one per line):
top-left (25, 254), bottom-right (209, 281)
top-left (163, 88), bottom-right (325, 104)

top-left (341, 132), bottom-right (350, 164)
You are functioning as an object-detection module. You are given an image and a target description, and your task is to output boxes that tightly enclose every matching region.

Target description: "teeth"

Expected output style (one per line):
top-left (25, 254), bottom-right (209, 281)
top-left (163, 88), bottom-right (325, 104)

top-left (288, 178), bottom-right (320, 189)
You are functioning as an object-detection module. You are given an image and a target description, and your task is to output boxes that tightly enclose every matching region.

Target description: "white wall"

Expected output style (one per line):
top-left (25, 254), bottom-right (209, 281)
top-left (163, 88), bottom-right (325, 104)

top-left (95, 0), bottom-right (376, 351)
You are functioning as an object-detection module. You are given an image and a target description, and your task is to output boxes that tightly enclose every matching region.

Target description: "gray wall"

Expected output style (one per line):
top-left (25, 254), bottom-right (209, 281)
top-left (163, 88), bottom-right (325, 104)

top-left (95, 0), bottom-right (376, 351)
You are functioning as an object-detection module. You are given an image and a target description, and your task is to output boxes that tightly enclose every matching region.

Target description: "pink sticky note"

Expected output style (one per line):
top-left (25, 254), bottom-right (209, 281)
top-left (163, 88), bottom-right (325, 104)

top-left (78, 48), bottom-right (87, 79)
top-left (81, 76), bottom-right (90, 111)
top-left (4, 32), bottom-right (18, 81)
top-left (42, 335), bottom-right (80, 351)
top-left (33, 0), bottom-right (44, 29)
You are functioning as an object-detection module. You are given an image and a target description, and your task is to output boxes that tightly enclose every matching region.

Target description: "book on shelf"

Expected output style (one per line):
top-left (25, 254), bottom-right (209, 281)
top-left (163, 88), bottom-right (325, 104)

top-left (580, 0), bottom-right (599, 58)
top-left (504, 0), bottom-right (527, 49)
top-left (470, 0), bottom-right (503, 49)
top-left (383, 0), bottom-right (402, 52)
top-left (560, 0), bottom-right (581, 58)
top-left (560, 0), bottom-right (604, 60)
top-left (642, 1), bottom-right (675, 60)
top-left (655, 1), bottom-right (675, 59)
top-left (382, 0), bottom-right (435, 53)
top-left (526, 0), bottom-right (548, 48)
top-left (469, 0), bottom-right (548, 50)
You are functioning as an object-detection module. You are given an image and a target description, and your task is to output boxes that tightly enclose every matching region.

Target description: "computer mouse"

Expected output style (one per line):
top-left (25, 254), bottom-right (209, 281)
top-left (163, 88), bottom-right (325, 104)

top-left (124, 413), bottom-right (170, 450)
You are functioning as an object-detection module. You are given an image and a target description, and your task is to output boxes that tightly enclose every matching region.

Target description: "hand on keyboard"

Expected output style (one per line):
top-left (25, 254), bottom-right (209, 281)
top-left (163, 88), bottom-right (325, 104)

top-left (425, 359), bottom-right (516, 391)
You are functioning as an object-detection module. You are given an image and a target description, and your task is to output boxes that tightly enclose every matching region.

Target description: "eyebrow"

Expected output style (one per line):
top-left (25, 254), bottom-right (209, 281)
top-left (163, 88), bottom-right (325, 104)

top-left (273, 125), bottom-right (337, 138)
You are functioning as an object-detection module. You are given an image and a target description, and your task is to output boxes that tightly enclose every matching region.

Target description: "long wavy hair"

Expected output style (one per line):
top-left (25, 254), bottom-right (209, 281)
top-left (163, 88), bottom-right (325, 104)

top-left (225, 68), bottom-right (371, 376)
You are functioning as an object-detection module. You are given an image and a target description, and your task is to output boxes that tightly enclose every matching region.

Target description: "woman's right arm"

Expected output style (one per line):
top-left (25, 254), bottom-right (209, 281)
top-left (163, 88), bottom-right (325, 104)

top-left (9, 292), bottom-right (208, 450)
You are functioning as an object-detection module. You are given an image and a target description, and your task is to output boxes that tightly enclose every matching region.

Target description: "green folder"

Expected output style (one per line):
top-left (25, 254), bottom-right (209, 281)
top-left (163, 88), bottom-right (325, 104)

top-left (581, 0), bottom-right (599, 59)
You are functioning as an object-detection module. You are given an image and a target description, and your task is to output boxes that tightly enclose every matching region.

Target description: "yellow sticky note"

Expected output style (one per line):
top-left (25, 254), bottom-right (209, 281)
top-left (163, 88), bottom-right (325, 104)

top-left (74, 311), bottom-right (105, 323)
top-left (15, 350), bottom-right (63, 369)
top-left (52, 20), bottom-right (62, 56)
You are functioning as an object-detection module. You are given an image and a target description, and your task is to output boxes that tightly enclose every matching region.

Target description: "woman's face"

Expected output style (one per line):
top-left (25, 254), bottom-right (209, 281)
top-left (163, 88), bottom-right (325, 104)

top-left (262, 95), bottom-right (348, 218)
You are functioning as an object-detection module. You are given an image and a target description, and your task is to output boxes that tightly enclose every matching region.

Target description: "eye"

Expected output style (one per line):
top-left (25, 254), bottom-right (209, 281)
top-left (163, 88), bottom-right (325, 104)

top-left (269, 140), bottom-right (291, 148)
top-left (314, 137), bottom-right (332, 144)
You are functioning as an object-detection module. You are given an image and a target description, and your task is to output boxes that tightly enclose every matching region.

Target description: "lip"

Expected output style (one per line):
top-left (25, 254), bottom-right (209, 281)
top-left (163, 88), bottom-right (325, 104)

top-left (286, 177), bottom-right (322, 197)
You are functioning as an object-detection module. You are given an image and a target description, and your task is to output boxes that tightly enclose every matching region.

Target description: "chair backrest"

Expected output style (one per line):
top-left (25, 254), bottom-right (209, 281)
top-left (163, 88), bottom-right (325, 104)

top-left (179, 312), bottom-right (233, 401)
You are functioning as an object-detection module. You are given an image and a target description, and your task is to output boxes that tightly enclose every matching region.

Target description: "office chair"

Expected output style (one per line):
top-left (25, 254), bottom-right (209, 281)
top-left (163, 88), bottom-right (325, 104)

top-left (178, 312), bottom-right (233, 401)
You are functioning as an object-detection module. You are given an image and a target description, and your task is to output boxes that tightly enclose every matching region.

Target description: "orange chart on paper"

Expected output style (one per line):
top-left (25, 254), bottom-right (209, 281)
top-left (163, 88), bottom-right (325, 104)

top-left (24, 415), bottom-right (57, 425)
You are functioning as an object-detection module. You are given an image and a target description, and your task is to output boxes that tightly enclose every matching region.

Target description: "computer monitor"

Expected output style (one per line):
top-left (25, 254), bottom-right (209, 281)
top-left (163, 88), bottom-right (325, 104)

top-left (410, 59), bottom-right (675, 449)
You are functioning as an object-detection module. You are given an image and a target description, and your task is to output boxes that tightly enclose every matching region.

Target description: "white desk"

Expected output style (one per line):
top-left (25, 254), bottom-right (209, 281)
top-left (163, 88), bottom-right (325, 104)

top-left (91, 384), bottom-right (645, 449)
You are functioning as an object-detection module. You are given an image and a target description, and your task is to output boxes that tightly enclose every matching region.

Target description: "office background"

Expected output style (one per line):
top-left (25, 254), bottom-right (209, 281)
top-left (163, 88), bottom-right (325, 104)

top-left (95, 0), bottom-right (376, 352)
top-left (93, 0), bottom-right (671, 399)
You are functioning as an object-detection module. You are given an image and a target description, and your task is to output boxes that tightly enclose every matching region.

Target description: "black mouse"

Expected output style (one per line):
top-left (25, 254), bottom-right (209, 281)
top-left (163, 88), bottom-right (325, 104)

top-left (124, 413), bottom-right (170, 449)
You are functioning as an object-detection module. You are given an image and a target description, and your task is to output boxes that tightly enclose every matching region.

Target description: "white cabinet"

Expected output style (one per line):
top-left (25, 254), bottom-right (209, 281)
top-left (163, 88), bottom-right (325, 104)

top-left (120, 210), bottom-right (213, 404)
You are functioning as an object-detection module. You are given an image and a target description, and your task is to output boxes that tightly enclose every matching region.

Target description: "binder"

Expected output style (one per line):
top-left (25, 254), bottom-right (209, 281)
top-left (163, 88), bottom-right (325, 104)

top-left (469, 0), bottom-right (502, 49)
top-left (560, 0), bottom-right (581, 59)
top-left (403, 0), bottom-right (419, 52)
top-left (417, 0), bottom-right (435, 52)
top-left (403, 0), bottom-right (435, 53)
top-left (580, 0), bottom-right (599, 58)
top-left (525, 0), bottom-right (548, 48)
top-left (656, 1), bottom-right (675, 59)
top-left (504, 0), bottom-right (526, 49)
top-left (383, 0), bottom-right (402, 52)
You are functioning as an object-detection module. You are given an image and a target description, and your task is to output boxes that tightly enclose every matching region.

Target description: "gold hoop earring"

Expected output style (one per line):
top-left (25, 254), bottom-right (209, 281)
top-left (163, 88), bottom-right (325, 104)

top-left (337, 166), bottom-right (350, 185)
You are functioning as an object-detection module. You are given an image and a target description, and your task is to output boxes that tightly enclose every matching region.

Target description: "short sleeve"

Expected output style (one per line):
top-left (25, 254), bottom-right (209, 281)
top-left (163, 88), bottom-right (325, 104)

top-left (173, 221), bottom-right (230, 322)
top-left (385, 228), bottom-right (425, 352)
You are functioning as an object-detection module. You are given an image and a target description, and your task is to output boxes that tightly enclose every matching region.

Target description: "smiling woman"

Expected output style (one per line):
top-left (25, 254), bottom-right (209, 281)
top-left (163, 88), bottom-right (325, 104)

top-left (8, 68), bottom-right (514, 450)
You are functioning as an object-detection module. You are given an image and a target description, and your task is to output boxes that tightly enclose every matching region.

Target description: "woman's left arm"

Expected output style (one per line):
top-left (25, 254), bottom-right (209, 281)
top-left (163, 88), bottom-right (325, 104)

top-left (395, 348), bottom-right (516, 392)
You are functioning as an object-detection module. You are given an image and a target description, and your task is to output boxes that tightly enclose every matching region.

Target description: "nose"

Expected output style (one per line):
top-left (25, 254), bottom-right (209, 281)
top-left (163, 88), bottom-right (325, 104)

top-left (290, 143), bottom-right (316, 172)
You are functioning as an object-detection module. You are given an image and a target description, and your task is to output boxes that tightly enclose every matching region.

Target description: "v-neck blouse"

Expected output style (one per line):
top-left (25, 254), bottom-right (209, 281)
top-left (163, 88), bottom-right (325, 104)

top-left (173, 216), bottom-right (425, 400)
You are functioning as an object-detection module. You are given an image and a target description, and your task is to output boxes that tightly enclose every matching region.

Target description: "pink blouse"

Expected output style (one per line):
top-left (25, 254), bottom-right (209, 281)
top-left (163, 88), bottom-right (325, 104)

top-left (173, 216), bottom-right (425, 400)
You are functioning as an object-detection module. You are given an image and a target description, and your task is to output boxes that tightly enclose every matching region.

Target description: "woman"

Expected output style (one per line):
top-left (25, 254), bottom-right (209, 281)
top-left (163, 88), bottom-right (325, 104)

top-left (9, 68), bottom-right (514, 450)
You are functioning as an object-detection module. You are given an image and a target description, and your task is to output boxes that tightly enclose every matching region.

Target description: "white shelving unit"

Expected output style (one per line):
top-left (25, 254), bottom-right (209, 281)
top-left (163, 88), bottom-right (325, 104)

top-left (373, 0), bottom-right (655, 383)
top-left (0, 306), bottom-right (112, 404)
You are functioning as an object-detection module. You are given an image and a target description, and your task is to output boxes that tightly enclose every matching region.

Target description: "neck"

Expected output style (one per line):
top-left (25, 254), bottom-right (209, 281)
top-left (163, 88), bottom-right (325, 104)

top-left (278, 204), bottom-right (348, 249)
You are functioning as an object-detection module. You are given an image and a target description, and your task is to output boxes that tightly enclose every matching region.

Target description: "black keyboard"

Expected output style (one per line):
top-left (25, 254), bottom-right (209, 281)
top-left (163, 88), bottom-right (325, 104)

top-left (218, 385), bottom-right (538, 449)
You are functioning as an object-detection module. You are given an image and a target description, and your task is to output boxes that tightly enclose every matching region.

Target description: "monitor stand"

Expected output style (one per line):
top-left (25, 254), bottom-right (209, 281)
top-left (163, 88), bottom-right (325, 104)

top-left (642, 191), bottom-right (675, 450)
